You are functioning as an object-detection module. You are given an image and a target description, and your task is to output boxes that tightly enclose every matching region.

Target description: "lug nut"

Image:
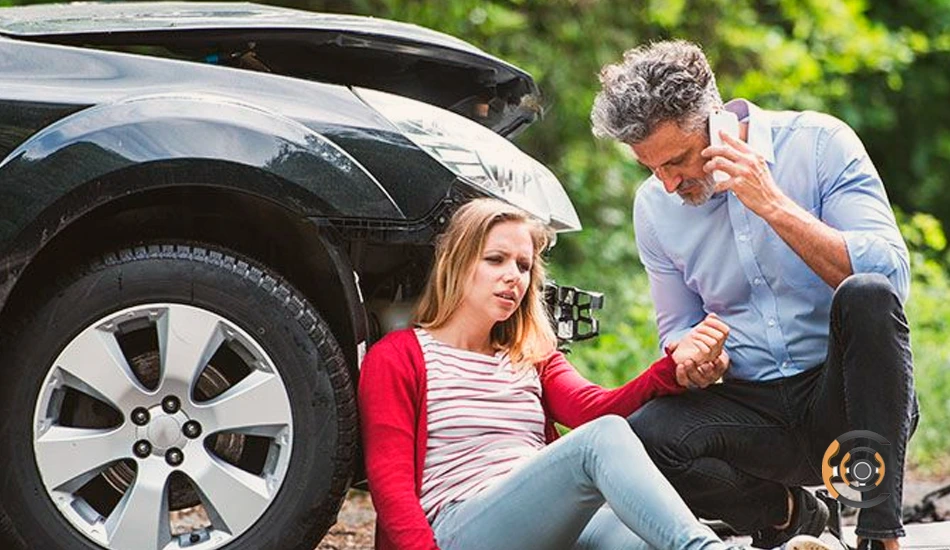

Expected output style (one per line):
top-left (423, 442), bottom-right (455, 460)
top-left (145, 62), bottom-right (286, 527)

top-left (182, 420), bottom-right (202, 439)
top-left (133, 440), bottom-right (152, 458)
top-left (131, 407), bottom-right (150, 426)
top-left (165, 447), bottom-right (184, 467)
top-left (161, 395), bottom-right (180, 414)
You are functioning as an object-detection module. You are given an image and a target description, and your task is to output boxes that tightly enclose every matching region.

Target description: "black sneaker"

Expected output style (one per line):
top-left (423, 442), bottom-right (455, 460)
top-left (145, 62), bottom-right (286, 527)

top-left (857, 540), bottom-right (886, 550)
top-left (751, 487), bottom-right (830, 548)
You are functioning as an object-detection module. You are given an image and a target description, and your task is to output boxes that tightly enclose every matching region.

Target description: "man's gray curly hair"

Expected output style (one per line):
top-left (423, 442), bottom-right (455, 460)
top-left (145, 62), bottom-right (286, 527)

top-left (591, 40), bottom-right (723, 145)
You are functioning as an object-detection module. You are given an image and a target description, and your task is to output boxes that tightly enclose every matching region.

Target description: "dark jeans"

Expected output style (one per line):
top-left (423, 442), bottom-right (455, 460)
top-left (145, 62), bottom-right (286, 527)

top-left (628, 274), bottom-right (918, 540)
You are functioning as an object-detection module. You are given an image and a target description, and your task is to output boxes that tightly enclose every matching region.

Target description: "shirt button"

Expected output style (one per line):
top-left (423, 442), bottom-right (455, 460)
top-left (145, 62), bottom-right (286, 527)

top-left (738, 234), bottom-right (749, 242)
top-left (782, 361), bottom-right (790, 368)
top-left (767, 318), bottom-right (776, 327)
top-left (754, 277), bottom-right (763, 285)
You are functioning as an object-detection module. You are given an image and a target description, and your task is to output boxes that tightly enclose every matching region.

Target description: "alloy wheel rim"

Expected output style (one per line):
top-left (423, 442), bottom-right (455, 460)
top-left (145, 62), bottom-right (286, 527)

top-left (33, 304), bottom-right (294, 550)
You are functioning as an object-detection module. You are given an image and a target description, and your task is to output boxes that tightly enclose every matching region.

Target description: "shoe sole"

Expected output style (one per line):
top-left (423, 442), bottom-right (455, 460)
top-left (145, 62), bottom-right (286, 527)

top-left (784, 535), bottom-right (833, 550)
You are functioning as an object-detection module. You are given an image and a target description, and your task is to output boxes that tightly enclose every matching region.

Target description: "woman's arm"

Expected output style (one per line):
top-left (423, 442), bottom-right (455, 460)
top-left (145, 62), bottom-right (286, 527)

top-left (359, 339), bottom-right (440, 550)
top-left (539, 351), bottom-right (682, 429)
top-left (540, 315), bottom-right (730, 428)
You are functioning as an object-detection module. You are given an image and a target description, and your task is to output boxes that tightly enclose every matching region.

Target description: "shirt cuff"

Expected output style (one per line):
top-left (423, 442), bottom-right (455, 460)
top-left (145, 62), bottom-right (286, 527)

top-left (841, 230), bottom-right (898, 276)
top-left (841, 230), bottom-right (910, 303)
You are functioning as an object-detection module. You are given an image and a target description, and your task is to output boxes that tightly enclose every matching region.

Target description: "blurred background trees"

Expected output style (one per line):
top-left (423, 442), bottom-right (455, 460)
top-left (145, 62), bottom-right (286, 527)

top-left (4, 0), bottom-right (949, 470)
top-left (331, 0), bottom-right (950, 472)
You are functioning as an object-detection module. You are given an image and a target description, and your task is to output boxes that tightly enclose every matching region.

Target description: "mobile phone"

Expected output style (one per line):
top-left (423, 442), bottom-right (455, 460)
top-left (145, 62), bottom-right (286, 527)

top-left (708, 110), bottom-right (740, 184)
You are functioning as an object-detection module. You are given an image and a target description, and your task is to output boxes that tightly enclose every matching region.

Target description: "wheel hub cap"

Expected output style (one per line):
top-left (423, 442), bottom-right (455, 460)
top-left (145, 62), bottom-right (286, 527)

top-left (144, 412), bottom-right (185, 451)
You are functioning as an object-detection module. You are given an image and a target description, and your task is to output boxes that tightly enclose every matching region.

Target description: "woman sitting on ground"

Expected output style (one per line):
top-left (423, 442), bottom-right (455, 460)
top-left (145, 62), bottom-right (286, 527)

top-left (359, 198), bottom-right (831, 550)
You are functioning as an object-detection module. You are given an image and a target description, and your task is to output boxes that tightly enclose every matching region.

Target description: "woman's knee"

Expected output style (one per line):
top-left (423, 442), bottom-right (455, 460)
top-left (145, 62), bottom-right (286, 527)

top-left (591, 414), bottom-right (632, 433)
top-left (583, 414), bottom-right (634, 440)
top-left (583, 414), bottom-right (640, 445)
top-left (584, 415), bottom-right (645, 451)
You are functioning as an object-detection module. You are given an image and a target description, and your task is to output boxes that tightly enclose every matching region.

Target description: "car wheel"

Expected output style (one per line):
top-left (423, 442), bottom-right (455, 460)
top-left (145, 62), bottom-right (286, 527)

top-left (0, 244), bottom-right (357, 550)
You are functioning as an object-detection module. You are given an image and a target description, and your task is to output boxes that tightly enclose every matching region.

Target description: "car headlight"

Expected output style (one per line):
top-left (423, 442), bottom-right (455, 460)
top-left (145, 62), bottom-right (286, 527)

top-left (354, 87), bottom-right (581, 232)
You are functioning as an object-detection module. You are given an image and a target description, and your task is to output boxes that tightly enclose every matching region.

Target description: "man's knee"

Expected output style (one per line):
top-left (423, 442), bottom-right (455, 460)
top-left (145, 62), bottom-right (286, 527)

top-left (833, 273), bottom-right (901, 316)
top-left (627, 400), bottom-right (689, 467)
top-left (627, 400), bottom-right (665, 444)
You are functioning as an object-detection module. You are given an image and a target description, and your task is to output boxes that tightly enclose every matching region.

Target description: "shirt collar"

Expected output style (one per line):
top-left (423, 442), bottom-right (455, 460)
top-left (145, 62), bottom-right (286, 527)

top-left (724, 98), bottom-right (775, 164)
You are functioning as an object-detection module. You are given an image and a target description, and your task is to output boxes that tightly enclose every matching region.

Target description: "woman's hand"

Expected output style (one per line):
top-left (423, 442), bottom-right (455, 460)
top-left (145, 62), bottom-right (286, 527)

top-left (675, 350), bottom-right (730, 389)
top-left (670, 314), bottom-right (730, 388)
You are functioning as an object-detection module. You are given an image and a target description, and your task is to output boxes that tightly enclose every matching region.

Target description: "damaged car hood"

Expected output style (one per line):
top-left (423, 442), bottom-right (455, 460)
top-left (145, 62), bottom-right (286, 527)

top-left (0, 2), bottom-right (543, 136)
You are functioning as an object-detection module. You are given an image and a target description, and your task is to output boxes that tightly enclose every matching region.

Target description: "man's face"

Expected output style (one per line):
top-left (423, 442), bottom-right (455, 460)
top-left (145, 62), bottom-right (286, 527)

top-left (630, 120), bottom-right (715, 206)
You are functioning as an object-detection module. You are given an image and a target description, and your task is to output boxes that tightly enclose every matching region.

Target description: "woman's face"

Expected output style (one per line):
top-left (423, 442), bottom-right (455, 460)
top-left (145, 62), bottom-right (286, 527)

top-left (461, 220), bottom-right (535, 325)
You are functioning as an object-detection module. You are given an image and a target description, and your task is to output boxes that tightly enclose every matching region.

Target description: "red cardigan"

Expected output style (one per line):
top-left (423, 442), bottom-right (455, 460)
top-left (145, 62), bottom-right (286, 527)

top-left (358, 329), bottom-right (684, 550)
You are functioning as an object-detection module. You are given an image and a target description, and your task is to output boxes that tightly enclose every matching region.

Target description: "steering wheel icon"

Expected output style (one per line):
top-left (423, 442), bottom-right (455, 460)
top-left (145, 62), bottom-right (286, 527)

top-left (822, 430), bottom-right (890, 509)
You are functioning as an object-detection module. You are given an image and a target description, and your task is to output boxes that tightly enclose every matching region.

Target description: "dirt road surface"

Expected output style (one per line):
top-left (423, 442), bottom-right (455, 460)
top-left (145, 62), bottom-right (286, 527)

top-left (316, 474), bottom-right (950, 549)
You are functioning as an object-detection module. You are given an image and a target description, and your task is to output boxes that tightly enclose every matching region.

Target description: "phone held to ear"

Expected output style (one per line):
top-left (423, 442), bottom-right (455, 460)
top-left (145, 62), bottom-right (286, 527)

top-left (708, 110), bottom-right (740, 184)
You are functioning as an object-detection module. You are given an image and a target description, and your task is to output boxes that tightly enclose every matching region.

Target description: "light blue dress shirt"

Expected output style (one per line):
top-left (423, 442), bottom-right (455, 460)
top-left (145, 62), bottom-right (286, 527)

top-left (633, 99), bottom-right (910, 381)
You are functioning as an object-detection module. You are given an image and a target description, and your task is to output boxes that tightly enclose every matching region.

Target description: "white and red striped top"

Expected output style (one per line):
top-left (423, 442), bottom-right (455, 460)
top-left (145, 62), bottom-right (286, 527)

top-left (415, 328), bottom-right (546, 522)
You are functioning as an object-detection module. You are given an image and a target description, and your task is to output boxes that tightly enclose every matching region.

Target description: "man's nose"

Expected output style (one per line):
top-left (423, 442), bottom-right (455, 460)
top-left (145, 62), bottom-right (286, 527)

top-left (657, 168), bottom-right (682, 193)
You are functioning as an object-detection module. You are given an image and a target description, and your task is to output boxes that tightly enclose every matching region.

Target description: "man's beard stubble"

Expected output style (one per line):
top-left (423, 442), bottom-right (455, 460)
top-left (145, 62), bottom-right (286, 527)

top-left (678, 174), bottom-right (717, 206)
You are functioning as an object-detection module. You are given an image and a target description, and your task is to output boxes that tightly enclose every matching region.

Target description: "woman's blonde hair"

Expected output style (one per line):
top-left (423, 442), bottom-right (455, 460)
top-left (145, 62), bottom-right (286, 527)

top-left (413, 198), bottom-right (557, 368)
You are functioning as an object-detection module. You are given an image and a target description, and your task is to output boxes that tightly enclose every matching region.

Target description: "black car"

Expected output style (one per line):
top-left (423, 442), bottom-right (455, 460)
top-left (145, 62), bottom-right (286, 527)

top-left (0, 3), bottom-right (595, 549)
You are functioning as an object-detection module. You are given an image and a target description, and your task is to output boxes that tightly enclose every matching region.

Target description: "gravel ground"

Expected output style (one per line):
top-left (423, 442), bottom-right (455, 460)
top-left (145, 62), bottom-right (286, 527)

top-left (317, 491), bottom-right (376, 550)
top-left (315, 473), bottom-right (950, 550)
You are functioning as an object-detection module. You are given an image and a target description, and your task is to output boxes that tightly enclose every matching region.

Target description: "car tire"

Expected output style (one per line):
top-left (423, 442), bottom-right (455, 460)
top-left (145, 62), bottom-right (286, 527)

top-left (0, 243), bottom-right (357, 550)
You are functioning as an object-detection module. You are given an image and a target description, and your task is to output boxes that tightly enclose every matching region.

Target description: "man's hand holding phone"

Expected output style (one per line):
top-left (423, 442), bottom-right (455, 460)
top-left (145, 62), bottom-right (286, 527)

top-left (702, 110), bottom-right (786, 220)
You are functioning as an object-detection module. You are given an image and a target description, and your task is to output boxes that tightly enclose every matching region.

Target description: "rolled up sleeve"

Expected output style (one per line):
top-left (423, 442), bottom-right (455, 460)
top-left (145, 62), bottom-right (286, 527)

top-left (841, 230), bottom-right (910, 301)
top-left (817, 122), bottom-right (910, 302)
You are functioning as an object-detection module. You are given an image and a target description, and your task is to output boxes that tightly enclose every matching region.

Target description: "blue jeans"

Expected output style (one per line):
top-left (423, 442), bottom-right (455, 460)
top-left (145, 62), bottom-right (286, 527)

top-left (431, 415), bottom-right (743, 550)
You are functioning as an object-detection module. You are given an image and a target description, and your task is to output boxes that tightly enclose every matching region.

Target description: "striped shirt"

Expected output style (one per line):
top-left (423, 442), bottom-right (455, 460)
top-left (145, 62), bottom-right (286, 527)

top-left (416, 328), bottom-right (546, 522)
